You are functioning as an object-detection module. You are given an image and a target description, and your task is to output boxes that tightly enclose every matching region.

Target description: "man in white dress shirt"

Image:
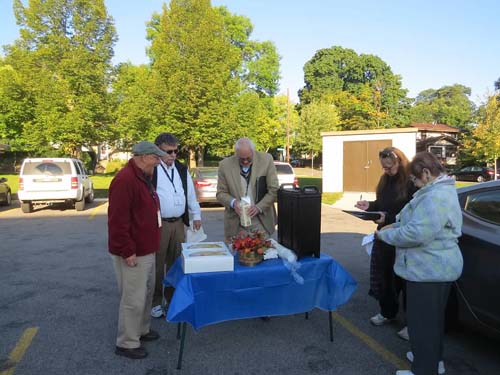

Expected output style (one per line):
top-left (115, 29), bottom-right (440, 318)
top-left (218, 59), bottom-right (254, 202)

top-left (151, 133), bottom-right (202, 317)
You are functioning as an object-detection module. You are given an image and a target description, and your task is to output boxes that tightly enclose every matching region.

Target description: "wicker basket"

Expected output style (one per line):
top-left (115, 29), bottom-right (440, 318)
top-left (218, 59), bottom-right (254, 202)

top-left (238, 251), bottom-right (263, 267)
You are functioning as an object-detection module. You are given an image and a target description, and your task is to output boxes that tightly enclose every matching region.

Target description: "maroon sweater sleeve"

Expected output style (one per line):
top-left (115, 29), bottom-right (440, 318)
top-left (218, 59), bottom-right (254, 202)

top-left (108, 173), bottom-right (136, 258)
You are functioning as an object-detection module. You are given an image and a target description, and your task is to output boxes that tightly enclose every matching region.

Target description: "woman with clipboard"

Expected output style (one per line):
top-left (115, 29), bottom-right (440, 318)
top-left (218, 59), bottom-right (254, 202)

top-left (355, 147), bottom-right (416, 340)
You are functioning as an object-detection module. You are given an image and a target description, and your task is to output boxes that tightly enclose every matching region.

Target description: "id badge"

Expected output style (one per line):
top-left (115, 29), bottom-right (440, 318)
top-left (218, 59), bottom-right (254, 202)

top-left (174, 192), bottom-right (184, 206)
top-left (157, 210), bottom-right (162, 228)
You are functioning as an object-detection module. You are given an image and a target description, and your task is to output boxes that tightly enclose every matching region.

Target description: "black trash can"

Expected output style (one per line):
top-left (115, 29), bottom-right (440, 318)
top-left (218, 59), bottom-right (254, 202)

top-left (277, 184), bottom-right (321, 259)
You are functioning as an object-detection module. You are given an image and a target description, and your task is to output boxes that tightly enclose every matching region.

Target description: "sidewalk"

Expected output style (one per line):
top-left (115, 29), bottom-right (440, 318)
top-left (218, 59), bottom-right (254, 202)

top-left (294, 167), bottom-right (322, 177)
top-left (331, 191), bottom-right (376, 210)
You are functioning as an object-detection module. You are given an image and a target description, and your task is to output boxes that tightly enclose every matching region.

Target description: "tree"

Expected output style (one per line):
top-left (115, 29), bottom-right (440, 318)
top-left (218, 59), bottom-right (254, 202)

top-left (271, 94), bottom-right (299, 159)
top-left (295, 101), bottom-right (340, 168)
top-left (109, 63), bottom-right (160, 152)
top-left (408, 84), bottom-right (476, 128)
top-left (147, 0), bottom-right (241, 166)
top-left (216, 6), bottom-right (280, 97)
top-left (298, 46), bottom-right (408, 129)
top-left (2, 0), bottom-right (116, 155)
top-left (145, 1), bottom-right (281, 165)
top-left (470, 94), bottom-right (500, 178)
top-left (0, 62), bottom-right (34, 150)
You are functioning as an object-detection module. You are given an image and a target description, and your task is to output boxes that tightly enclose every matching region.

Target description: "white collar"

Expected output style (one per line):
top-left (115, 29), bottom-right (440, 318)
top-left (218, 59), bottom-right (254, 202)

top-left (161, 160), bottom-right (175, 170)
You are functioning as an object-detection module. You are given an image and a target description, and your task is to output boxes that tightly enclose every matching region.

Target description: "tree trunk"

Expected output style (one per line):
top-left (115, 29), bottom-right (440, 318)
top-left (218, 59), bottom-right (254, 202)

top-left (311, 153), bottom-right (314, 176)
top-left (189, 149), bottom-right (196, 169)
top-left (197, 146), bottom-right (205, 167)
top-left (495, 155), bottom-right (498, 180)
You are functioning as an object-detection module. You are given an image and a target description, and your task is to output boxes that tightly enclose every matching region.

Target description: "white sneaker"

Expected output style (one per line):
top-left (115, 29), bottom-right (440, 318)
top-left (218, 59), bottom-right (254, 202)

top-left (151, 305), bottom-right (164, 318)
top-left (406, 351), bottom-right (445, 374)
top-left (370, 313), bottom-right (393, 326)
top-left (397, 326), bottom-right (410, 341)
top-left (396, 371), bottom-right (414, 375)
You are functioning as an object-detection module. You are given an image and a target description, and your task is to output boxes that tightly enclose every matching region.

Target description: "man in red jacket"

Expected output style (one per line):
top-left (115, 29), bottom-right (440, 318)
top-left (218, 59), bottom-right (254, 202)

top-left (108, 141), bottom-right (166, 359)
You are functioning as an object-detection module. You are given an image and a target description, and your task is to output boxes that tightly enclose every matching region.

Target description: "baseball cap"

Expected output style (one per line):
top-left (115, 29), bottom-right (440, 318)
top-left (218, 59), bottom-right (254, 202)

top-left (132, 141), bottom-right (166, 157)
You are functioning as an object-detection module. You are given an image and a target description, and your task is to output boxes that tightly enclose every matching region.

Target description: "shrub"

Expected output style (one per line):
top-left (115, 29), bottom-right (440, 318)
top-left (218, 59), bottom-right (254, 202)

top-left (105, 160), bottom-right (126, 174)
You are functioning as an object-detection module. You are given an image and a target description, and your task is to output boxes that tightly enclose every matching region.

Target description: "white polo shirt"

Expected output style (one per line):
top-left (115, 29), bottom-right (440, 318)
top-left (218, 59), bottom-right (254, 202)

top-left (156, 161), bottom-right (201, 221)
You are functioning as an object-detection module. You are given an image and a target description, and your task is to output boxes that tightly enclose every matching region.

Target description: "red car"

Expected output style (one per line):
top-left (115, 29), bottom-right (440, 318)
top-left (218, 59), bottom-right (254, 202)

top-left (191, 167), bottom-right (219, 204)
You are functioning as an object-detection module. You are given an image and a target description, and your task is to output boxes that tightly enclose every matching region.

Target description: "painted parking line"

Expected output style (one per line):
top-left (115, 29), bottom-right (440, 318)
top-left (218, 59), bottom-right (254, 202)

top-left (88, 202), bottom-right (108, 220)
top-left (0, 327), bottom-right (38, 375)
top-left (332, 312), bottom-right (410, 371)
top-left (0, 207), bottom-right (17, 217)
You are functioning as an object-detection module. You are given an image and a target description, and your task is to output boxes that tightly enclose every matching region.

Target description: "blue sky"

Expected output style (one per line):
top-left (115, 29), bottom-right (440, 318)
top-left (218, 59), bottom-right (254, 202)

top-left (1, 0), bottom-right (499, 104)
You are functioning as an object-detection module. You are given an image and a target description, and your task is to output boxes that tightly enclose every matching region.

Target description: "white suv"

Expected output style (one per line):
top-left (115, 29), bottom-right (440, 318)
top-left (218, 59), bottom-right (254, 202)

top-left (273, 161), bottom-right (298, 188)
top-left (18, 158), bottom-right (94, 213)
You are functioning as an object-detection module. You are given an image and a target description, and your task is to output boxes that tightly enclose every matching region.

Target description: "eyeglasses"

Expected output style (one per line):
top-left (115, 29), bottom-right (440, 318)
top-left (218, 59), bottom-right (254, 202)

top-left (238, 156), bottom-right (252, 163)
top-left (409, 175), bottom-right (417, 183)
top-left (379, 150), bottom-right (398, 159)
top-left (164, 149), bottom-right (179, 155)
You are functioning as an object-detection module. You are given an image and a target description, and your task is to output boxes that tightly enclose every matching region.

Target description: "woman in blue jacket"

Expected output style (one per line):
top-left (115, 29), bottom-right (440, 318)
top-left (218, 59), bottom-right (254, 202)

top-left (377, 152), bottom-right (463, 375)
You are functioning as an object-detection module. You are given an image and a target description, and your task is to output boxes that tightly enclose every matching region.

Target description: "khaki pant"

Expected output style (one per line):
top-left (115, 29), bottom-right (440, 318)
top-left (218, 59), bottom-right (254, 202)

top-left (153, 220), bottom-right (185, 306)
top-left (112, 253), bottom-right (155, 349)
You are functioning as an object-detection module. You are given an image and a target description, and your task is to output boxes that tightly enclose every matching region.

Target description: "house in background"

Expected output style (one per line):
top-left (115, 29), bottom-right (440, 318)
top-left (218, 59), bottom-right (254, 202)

top-left (322, 128), bottom-right (417, 193)
top-left (410, 123), bottom-right (460, 166)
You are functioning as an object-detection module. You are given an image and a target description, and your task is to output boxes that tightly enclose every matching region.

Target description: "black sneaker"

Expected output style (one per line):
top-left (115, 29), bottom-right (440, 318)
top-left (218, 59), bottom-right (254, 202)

top-left (115, 346), bottom-right (148, 359)
top-left (140, 330), bottom-right (160, 342)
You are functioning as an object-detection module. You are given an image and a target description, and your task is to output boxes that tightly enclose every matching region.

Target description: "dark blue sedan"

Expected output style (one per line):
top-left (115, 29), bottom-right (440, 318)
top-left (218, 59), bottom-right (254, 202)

top-left (447, 180), bottom-right (500, 337)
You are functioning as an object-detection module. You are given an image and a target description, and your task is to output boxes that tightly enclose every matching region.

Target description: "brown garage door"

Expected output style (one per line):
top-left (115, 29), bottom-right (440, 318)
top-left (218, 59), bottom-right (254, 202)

top-left (343, 140), bottom-right (392, 192)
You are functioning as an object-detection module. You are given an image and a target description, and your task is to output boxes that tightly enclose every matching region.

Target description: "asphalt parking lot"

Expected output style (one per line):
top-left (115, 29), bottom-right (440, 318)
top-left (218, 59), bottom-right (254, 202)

top-left (1, 201), bottom-right (500, 375)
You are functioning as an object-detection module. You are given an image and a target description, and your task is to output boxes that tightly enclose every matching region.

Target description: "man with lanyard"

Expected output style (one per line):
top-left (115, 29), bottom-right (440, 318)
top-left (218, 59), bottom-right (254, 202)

top-left (150, 133), bottom-right (202, 317)
top-left (216, 137), bottom-right (279, 242)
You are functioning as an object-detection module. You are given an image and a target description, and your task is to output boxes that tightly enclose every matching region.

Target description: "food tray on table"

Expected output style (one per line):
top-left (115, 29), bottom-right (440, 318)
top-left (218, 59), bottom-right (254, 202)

top-left (181, 242), bottom-right (234, 274)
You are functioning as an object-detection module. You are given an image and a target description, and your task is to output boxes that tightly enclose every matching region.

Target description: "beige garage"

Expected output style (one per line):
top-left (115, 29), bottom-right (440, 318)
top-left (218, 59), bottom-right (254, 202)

top-left (322, 129), bottom-right (418, 193)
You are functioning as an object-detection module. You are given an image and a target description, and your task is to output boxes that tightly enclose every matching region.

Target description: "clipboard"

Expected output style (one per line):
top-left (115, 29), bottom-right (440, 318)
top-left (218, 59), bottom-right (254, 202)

top-left (342, 210), bottom-right (381, 221)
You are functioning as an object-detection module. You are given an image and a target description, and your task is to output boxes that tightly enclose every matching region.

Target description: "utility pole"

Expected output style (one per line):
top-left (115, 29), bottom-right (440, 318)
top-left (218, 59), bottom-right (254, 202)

top-left (286, 88), bottom-right (291, 163)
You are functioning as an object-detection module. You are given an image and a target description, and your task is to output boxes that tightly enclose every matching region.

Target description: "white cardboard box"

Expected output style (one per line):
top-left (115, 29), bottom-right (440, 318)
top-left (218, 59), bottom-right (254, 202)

top-left (181, 242), bottom-right (234, 274)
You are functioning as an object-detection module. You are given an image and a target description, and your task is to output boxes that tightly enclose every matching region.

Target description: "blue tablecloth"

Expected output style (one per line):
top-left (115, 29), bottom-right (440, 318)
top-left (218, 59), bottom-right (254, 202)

top-left (164, 253), bottom-right (357, 330)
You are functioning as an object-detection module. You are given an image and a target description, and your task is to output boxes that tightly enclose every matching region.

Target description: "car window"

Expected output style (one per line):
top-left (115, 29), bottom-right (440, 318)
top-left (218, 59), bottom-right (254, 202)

top-left (74, 161), bottom-right (83, 175)
top-left (275, 164), bottom-right (293, 174)
top-left (471, 166), bottom-right (481, 172)
top-left (464, 189), bottom-right (500, 225)
top-left (78, 161), bottom-right (87, 175)
top-left (22, 161), bottom-right (72, 176)
top-left (199, 169), bottom-right (218, 178)
top-left (460, 166), bottom-right (472, 172)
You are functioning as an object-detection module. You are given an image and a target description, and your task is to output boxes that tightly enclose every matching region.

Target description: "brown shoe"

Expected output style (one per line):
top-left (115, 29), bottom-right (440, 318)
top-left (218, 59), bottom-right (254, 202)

top-left (115, 346), bottom-right (147, 359)
top-left (140, 330), bottom-right (160, 342)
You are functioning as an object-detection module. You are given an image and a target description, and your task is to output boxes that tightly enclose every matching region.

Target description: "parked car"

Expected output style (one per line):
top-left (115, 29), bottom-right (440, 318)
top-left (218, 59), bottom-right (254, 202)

top-left (274, 161), bottom-right (298, 187)
top-left (450, 165), bottom-right (498, 182)
top-left (446, 180), bottom-right (500, 337)
top-left (0, 177), bottom-right (12, 206)
top-left (191, 167), bottom-right (219, 204)
top-left (17, 158), bottom-right (94, 213)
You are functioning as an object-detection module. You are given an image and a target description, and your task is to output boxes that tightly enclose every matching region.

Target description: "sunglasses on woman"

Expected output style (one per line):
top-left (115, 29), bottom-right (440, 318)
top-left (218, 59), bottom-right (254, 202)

top-left (379, 150), bottom-right (398, 159)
